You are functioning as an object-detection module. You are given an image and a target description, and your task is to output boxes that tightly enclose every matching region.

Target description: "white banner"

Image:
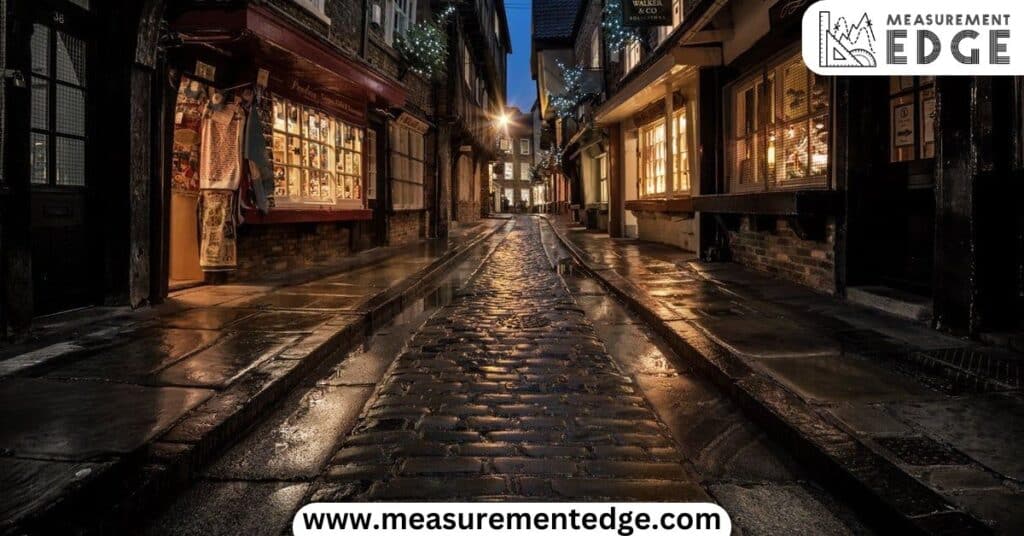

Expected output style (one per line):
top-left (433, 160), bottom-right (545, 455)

top-left (802, 0), bottom-right (1024, 75)
top-left (293, 502), bottom-right (731, 536)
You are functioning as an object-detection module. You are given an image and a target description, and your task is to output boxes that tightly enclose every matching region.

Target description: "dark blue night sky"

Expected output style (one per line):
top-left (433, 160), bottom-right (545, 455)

top-left (505, 1), bottom-right (534, 111)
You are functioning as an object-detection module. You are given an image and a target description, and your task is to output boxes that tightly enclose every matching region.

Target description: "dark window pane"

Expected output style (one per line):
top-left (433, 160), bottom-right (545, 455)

top-left (56, 137), bottom-right (85, 186)
top-left (31, 133), bottom-right (48, 184)
top-left (56, 85), bottom-right (86, 136)
top-left (56, 32), bottom-right (87, 86)
top-left (70, 0), bottom-right (89, 9)
top-left (31, 25), bottom-right (49, 76)
top-left (31, 77), bottom-right (49, 130)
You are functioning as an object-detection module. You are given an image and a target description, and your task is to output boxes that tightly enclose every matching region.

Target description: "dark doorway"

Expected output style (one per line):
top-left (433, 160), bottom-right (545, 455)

top-left (847, 77), bottom-right (936, 298)
top-left (28, 1), bottom-right (98, 314)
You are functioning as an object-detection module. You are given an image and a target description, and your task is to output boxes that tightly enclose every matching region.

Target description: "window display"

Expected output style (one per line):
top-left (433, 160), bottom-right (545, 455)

top-left (271, 96), bottom-right (363, 208)
top-left (727, 51), bottom-right (831, 192)
top-left (639, 120), bottom-right (666, 197)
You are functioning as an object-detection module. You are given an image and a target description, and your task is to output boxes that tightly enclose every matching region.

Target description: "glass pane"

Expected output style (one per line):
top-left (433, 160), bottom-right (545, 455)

top-left (31, 133), bottom-right (48, 184)
top-left (810, 118), bottom-right (830, 176)
top-left (31, 77), bottom-right (49, 130)
top-left (56, 136), bottom-right (85, 186)
top-left (56, 85), bottom-right (86, 136)
top-left (31, 25), bottom-right (50, 76)
top-left (782, 60), bottom-right (809, 121)
top-left (56, 32), bottom-right (87, 86)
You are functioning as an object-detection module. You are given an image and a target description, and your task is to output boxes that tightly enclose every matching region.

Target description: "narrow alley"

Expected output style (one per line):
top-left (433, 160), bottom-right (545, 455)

top-left (141, 217), bottom-right (870, 534)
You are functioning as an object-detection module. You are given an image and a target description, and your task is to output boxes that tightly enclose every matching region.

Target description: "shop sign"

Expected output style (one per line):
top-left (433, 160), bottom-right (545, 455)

top-left (622, 0), bottom-right (672, 27)
top-left (396, 112), bottom-right (430, 135)
top-left (195, 61), bottom-right (216, 82)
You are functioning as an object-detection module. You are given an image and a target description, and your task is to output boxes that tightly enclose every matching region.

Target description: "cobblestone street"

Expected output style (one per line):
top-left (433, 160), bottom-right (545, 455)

top-left (144, 216), bottom-right (869, 535)
top-left (318, 217), bottom-right (707, 501)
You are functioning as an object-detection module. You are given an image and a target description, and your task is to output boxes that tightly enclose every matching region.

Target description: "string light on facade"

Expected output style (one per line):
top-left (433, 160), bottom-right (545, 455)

top-left (395, 4), bottom-right (457, 78)
top-left (602, 0), bottom-right (640, 52)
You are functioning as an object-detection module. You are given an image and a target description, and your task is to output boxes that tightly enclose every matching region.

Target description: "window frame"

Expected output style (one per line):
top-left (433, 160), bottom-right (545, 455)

top-left (622, 41), bottom-right (641, 79)
top-left (638, 119), bottom-right (667, 198)
top-left (595, 153), bottom-right (609, 204)
top-left (30, 22), bottom-right (89, 189)
top-left (389, 121), bottom-right (425, 210)
top-left (270, 95), bottom-right (365, 208)
top-left (384, 0), bottom-right (417, 46)
top-left (520, 138), bottom-right (530, 156)
top-left (725, 49), bottom-right (832, 194)
top-left (671, 107), bottom-right (691, 194)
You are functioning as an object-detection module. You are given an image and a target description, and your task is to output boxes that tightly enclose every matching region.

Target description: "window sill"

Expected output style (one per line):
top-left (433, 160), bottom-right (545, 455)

top-left (243, 207), bottom-right (372, 224)
top-left (694, 190), bottom-right (839, 216)
top-left (625, 197), bottom-right (694, 214)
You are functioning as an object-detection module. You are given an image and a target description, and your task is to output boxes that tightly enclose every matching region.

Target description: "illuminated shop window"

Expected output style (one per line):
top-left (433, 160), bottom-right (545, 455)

top-left (271, 96), bottom-right (363, 208)
top-left (639, 120), bottom-right (666, 197)
top-left (727, 51), bottom-right (830, 192)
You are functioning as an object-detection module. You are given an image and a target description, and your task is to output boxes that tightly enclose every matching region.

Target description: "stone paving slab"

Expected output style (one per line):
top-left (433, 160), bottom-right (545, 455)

top-left (544, 216), bottom-right (1012, 534)
top-left (315, 218), bottom-right (711, 502)
top-left (0, 219), bottom-right (508, 534)
top-left (0, 378), bottom-right (212, 459)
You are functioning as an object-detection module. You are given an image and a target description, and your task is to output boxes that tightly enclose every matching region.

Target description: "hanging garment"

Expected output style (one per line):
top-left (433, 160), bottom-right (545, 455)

top-left (199, 189), bottom-right (238, 271)
top-left (199, 102), bottom-right (245, 190)
top-left (244, 91), bottom-right (275, 213)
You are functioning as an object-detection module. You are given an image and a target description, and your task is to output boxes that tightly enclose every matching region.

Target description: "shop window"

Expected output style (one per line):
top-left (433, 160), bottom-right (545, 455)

top-left (390, 122), bottom-right (425, 210)
top-left (672, 108), bottom-right (690, 193)
top-left (30, 24), bottom-right (88, 187)
top-left (726, 51), bottom-right (830, 193)
top-left (656, 0), bottom-right (683, 43)
top-left (596, 153), bottom-right (608, 204)
top-left (639, 120), bottom-right (667, 197)
top-left (385, 0), bottom-right (417, 45)
top-left (271, 96), bottom-right (364, 208)
top-left (890, 77), bottom-right (937, 163)
top-left (520, 138), bottom-right (530, 155)
top-left (623, 41), bottom-right (641, 78)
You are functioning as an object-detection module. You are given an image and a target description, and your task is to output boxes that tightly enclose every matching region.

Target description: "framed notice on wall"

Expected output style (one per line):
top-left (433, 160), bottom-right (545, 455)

top-left (622, 0), bottom-right (672, 27)
top-left (893, 103), bottom-right (915, 147)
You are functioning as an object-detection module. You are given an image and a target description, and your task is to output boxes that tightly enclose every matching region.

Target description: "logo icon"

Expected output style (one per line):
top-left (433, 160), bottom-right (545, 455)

top-left (819, 11), bottom-right (877, 67)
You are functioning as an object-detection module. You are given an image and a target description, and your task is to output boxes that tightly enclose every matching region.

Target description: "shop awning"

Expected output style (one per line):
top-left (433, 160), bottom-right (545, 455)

top-left (170, 5), bottom-right (406, 108)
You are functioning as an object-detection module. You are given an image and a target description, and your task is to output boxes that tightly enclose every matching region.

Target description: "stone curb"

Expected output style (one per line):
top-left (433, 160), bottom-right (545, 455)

top-left (8, 221), bottom-right (508, 536)
top-left (540, 216), bottom-right (992, 536)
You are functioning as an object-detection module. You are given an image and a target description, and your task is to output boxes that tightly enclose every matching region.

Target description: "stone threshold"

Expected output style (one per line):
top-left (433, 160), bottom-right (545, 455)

top-left (540, 216), bottom-right (993, 536)
top-left (6, 221), bottom-right (508, 535)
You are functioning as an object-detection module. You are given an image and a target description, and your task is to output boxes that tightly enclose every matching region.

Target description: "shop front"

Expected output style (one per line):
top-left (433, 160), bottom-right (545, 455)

top-left (162, 4), bottom-right (406, 290)
top-left (596, 62), bottom-right (699, 250)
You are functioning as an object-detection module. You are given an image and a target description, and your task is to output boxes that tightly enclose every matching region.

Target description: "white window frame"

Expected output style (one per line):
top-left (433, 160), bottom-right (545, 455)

top-left (294, 0), bottom-right (331, 23)
top-left (521, 166), bottom-right (530, 182)
top-left (672, 108), bottom-right (691, 194)
top-left (384, 0), bottom-right (417, 46)
top-left (389, 121), bottom-right (425, 210)
top-left (590, 27), bottom-right (601, 69)
top-left (623, 41), bottom-right (641, 78)
top-left (520, 138), bottom-right (530, 155)
top-left (595, 153), bottom-right (608, 204)
top-left (638, 120), bottom-right (667, 197)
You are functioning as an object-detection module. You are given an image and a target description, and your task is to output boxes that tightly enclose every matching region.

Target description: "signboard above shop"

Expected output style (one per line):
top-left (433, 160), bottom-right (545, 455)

top-left (622, 0), bottom-right (673, 27)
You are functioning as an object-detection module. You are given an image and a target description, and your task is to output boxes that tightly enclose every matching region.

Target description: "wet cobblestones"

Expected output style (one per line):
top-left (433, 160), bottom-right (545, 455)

top-left (315, 218), bottom-right (708, 501)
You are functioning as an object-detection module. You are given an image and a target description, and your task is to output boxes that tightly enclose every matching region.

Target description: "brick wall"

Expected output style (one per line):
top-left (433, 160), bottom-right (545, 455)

top-left (727, 216), bottom-right (837, 294)
top-left (228, 222), bottom-right (353, 281)
top-left (456, 200), bottom-right (481, 223)
top-left (389, 210), bottom-right (426, 246)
